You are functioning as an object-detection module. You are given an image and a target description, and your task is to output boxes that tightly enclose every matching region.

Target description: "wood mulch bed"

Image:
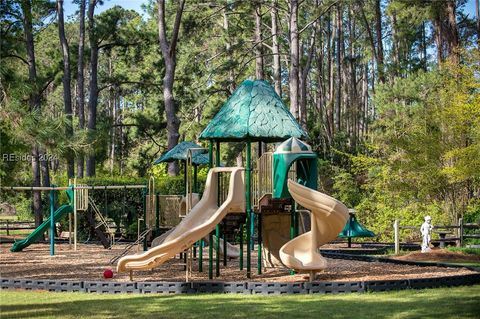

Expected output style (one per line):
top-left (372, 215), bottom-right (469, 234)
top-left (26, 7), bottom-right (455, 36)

top-left (0, 243), bottom-right (477, 283)
top-left (391, 249), bottom-right (480, 263)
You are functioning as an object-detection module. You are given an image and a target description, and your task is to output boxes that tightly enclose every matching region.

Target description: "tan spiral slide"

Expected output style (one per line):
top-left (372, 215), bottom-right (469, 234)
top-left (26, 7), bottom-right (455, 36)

top-left (117, 167), bottom-right (245, 272)
top-left (279, 179), bottom-right (349, 280)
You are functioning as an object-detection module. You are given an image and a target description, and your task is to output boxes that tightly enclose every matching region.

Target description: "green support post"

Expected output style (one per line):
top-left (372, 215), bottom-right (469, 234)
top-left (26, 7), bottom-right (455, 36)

top-left (143, 187), bottom-right (148, 251)
top-left (49, 187), bottom-right (55, 256)
top-left (294, 201), bottom-right (299, 238)
top-left (239, 223), bottom-right (243, 270)
top-left (198, 239), bottom-right (203, 272)
top-left (155, 192), bottom-right (160, 237)
top-left (223, 223), bottom-right (227, 266)
top-left (246, 140), bottom-right (252, 278)
top-left (183, 250), bottom-right (187, 271)
top-left (257, 213), bottom-right (262, 274)
top-left (215, 224), bottom-right (220, 277)
top-left (290, 202), bottom-right (296, 275)
top-left (250, 214), bottom-right (255, 251)
top-left (193, 165), bottom-right (198, 193)
top-left (208, 232), bottom-right (213, 279)
top-left (208, 140), bottom-right (214, 279)
top-left (215, 141), bottom-right (221, 277)
top-left (183, 160), bottom-right (187, 196)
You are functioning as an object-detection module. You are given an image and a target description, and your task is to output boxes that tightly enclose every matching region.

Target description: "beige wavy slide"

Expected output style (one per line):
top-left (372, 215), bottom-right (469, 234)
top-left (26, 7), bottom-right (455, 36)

top-left (279, 179), bottom-right (349, 280)
top-left (117, 167), bottom-right (245, 272)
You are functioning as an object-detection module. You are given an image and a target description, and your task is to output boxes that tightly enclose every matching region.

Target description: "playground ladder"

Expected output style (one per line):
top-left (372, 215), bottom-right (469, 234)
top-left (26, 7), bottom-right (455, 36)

top-left (109, 228), bottom-right (151, 264)
top-left (88, 197), bottom-right (116, 247)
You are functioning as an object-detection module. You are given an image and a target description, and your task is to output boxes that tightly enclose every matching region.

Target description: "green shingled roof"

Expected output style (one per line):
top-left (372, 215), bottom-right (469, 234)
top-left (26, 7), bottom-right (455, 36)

top-left (199, 80), bottom-right (307, 142)
top-left (153, 141), bottom-right (208, 165)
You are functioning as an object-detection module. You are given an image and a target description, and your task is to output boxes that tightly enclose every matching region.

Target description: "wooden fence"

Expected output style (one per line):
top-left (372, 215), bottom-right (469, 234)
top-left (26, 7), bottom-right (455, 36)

top-left (0, 221), bottom-right (36, 236)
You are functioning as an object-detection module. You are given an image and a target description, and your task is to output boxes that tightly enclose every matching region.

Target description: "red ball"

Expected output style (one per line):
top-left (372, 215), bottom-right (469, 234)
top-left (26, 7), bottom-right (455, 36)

top-left (103, 269), bottom-right (113, 279)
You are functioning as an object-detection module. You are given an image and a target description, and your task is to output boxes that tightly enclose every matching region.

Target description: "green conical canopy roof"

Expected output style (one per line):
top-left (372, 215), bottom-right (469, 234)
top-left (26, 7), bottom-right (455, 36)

top-left (199, 80), bottom-right (307, 142)
top-left (153, 141), bottom-right (208, 165)
top-left (275, 137), bottom-right (313, 154)
top-left (339, 213), bottom-right (375, 238)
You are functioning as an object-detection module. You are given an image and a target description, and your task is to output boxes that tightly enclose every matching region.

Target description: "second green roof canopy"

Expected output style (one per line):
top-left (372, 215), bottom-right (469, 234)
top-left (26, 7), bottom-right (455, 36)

top-left (199, 80), bottom-right (307, 142)
top-left (153, 141), bottom-right (209, 165)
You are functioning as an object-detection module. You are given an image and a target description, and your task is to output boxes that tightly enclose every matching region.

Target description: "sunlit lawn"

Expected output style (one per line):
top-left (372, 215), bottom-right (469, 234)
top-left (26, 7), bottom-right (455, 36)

top-left (1, 285), bottom-right (479, 319)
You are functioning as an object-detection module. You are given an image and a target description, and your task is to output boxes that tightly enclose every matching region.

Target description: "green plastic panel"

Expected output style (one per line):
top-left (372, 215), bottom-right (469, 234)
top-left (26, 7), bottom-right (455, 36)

top-left (273, 153), bottom-right (318, 199)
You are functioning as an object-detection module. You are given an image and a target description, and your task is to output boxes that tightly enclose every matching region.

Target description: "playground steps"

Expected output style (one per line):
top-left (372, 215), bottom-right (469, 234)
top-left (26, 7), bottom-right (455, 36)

top-left (87, 198), bottom-right (114, 249)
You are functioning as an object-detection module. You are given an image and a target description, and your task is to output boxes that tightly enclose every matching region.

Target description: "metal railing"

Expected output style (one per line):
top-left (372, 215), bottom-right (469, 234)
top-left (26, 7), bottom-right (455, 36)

top-left (109, 228), bottom-right (151, 264)
top-left (252, 152), bottom-right (296, 209)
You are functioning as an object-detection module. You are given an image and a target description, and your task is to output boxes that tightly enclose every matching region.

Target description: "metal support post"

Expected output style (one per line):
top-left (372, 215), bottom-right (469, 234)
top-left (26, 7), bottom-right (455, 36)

top-left (257, 213), bottom-right (262, 274)
top-left (239, 223), bottom-right (244, 270)
top-left (246, 140), bottom-right (252, 278)
top-left (223, 223), bottom-right (227, 266)
top-left (50, 187), bottom-right (55, 256)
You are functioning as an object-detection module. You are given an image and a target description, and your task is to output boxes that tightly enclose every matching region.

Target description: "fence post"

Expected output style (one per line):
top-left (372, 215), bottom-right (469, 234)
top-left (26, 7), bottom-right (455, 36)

top-left (394, 219), bottom-right (400, 255)
top-left (459, 217), bottom-right (464, 247)
top-left (6, 220), bottom-right (9, 236)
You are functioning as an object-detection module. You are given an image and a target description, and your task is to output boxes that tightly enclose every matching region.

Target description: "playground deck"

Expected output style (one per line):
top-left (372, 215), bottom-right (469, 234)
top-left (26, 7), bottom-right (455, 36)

top-left (0, 243), bottom-right (477, 283)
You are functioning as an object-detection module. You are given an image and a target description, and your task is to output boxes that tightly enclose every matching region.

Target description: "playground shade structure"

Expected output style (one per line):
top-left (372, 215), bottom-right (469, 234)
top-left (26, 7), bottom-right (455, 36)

top-left (10, 204), bottom-right (73, 252)
top-left (339, 214), bottom-right (375, 239)
top-left (199, 80), bottom-right (306, 142)
top-left (280, 180), bottom-right (349, 273)
top-left (117, 167), bottom-right (245, 272)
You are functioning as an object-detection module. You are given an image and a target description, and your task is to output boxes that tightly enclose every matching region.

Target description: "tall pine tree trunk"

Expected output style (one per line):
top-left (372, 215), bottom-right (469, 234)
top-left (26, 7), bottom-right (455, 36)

top-left (254, 0), bottom-right (264, 79)
top-left (157, 0), bottom-right (185, 176)
top-left (271, 0), bottom-right (281, 96)
top-left (374, 0), bottom-right (385, 83)
top-left (86, 0), bottom-right (98, 177)
top-left (20, 0), bottom-right (42, 226)
top-left (289, 0), bottom-right (299, 120)
top-left (445, 0), bottom-right (459, 64)
top-left (76, 0), bottom-right (86, 178)
top-left (57, 0), bottom-right (74, 178)
top-left (335, 4), bottom-right (341, 133)
top-left (476, 0), bottom-right (480, 46)
top-left (299, 24), bottom-right (316, 130)
top-left (327, 13), bottom-right (335, 136)
top-left (222, 4), bottom-right (235, 93)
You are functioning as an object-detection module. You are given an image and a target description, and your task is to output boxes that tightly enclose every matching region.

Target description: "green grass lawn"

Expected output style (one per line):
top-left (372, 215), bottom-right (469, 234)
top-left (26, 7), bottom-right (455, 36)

top-left (436, 261), bottom-right (480, 268)
top-left (0, 229), bottom-right (33, 236)
top-left (1, 285), bottom-right (479, 319)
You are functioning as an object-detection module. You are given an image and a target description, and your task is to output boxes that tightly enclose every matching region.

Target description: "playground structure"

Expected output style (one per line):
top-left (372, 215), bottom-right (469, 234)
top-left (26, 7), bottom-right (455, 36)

top-left (115, 80), bottom-right (354, 281)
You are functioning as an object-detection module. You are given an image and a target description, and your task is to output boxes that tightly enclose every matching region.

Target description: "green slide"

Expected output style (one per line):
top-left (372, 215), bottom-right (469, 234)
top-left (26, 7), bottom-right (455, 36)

top-left (11, 204), bottom-right (73, 252)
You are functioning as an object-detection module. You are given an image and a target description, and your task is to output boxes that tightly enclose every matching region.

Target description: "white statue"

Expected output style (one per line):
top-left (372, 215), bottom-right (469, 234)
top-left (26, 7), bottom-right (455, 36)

top-left (420, 216), bottom-right (433, 253)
